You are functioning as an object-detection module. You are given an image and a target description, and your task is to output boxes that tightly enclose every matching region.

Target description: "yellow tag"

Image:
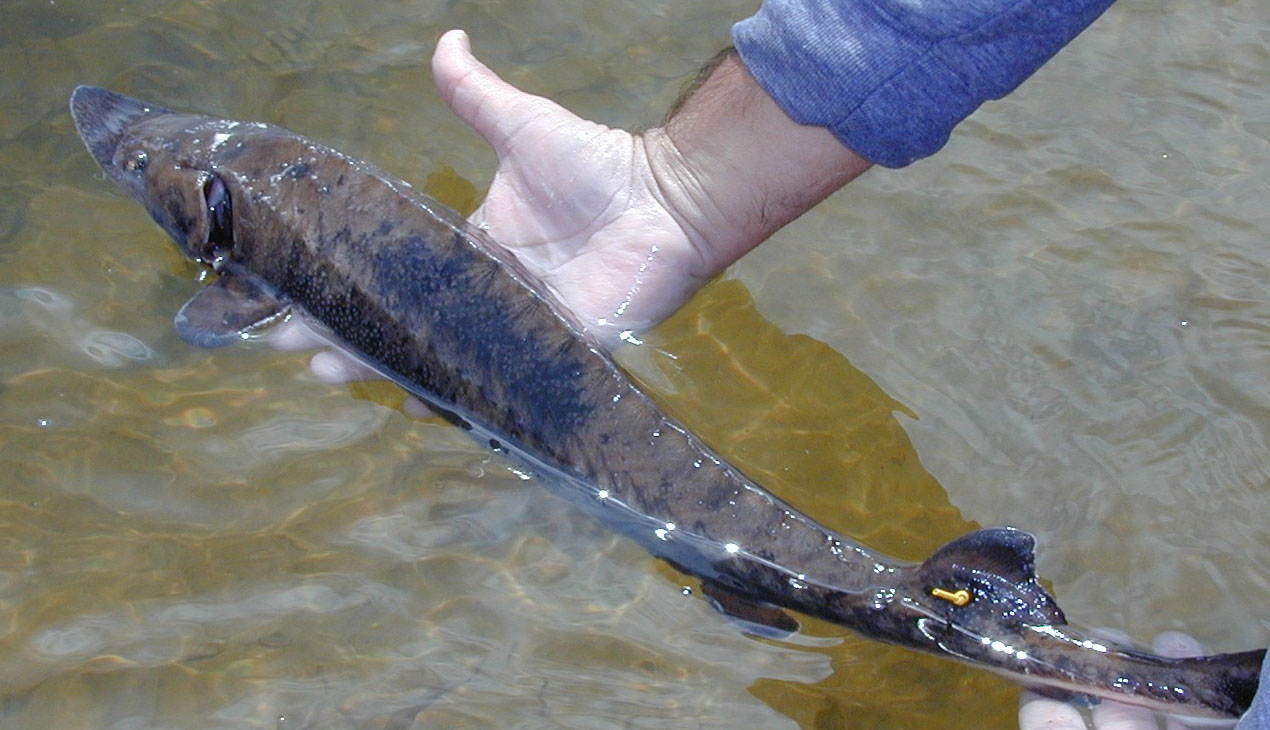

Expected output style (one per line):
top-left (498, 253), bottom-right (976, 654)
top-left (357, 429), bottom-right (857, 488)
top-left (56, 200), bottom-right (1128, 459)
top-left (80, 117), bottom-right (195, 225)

top-left (931, 588), bottom-right (972, 607)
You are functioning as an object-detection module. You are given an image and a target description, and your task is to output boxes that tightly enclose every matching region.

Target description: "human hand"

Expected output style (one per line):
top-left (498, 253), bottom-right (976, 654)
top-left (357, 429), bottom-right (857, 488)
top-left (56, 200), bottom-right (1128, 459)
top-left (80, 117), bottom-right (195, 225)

top-left (428, 29), bottom-right (725, 344)
top-left (430, 28), bottom-right (871, 344)
top-left (1018, 631), bottom-right (1260, 730)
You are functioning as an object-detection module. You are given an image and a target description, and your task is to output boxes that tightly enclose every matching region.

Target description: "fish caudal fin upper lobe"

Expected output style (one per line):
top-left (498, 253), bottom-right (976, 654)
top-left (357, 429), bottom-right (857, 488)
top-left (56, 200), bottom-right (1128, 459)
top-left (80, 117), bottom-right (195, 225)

top-left (1174, 648), bottom-right (1266, 719)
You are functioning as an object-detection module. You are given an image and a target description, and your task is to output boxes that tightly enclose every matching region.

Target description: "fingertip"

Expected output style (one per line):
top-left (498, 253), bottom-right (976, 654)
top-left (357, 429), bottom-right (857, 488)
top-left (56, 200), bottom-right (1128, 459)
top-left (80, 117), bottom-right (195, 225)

top-left (441, 28), bottom-right (470, 52)
top-left (269, 317), bottom-right (326, 351)
top-left (1091, 700), bottom-right (1156, 730)
top-left (433, 28), bottom-right (471, 74)
top-left (1019, 691), bottom-right (1087, 730)
top-left (1152, 631), bottom-right (1203, 659)
top-left (309, 351), bottom-right (346, 382)
top-left (310, 350), bottom-right (375, 383)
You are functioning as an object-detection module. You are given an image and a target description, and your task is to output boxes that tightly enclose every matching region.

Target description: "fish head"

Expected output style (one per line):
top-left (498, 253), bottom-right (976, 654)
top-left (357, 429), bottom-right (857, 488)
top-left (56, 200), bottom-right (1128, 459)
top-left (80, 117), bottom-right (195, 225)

top-left (70, 86), bottom-right (244, 270)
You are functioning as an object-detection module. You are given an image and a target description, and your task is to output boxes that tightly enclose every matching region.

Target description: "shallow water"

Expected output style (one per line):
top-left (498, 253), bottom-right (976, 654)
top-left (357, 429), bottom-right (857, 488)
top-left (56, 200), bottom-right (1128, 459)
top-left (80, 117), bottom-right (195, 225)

top-left (1, 1), bottom-right (1268, 729)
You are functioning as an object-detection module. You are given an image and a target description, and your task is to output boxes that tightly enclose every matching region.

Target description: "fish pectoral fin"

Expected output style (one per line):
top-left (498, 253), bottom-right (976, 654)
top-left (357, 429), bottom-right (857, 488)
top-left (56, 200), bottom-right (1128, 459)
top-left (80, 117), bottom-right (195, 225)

top-left (699, 581), bottom-right (800, 639)
top-left (174, 272), bottom-right (290, 348)
top-left (919, 526), bottom-right (1067, 626)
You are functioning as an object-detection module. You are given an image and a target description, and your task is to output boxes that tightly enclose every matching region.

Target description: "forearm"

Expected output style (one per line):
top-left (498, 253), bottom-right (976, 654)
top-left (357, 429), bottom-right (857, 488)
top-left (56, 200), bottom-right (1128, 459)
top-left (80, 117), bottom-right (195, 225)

top-left (639, 0), bottom-right (1118, 278)
top-left (640, 51), bottom-right (872, 277)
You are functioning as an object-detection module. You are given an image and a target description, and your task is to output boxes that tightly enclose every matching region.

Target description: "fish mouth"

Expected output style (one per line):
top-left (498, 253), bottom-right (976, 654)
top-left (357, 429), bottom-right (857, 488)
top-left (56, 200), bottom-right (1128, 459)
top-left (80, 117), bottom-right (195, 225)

top-left (69, 86), bottom-right (171, 171)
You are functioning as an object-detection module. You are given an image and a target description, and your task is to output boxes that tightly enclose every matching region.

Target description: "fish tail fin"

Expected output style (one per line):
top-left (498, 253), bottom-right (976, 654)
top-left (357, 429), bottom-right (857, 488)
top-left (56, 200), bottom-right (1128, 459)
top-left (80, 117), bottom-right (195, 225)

top-left (1173, 648), bottom-right (1266, 718)
top-left (919, 528), bottom-right (1265, 718)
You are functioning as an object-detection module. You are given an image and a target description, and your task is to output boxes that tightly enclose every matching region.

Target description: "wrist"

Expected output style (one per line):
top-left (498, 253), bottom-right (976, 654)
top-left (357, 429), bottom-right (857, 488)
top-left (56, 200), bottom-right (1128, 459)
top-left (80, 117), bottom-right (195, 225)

top-left (640, 52), bottom-right (872, 275)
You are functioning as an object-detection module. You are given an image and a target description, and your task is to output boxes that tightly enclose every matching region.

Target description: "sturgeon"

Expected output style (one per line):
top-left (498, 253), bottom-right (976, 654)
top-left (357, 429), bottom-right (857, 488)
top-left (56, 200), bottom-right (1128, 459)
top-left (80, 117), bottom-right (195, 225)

top-left (70, 86), bottom-right (1263, 721)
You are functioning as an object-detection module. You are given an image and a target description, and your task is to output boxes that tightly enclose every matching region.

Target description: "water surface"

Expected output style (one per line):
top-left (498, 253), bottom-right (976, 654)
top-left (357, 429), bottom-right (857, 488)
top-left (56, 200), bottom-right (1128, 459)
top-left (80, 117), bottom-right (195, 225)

top-left (1, 1), bottom-right (1268, 728)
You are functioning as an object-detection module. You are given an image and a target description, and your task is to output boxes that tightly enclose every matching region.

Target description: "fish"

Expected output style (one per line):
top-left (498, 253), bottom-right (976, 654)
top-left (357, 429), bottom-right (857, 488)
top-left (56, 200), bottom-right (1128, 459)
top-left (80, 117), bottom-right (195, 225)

top-left (70, 85), bottom-right (1264, 721)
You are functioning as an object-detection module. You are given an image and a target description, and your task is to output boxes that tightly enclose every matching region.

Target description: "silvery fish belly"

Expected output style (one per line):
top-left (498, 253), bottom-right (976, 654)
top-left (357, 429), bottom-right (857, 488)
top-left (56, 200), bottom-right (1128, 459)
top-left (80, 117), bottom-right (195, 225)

top-left (70, 85), bottom-right (1264, 721)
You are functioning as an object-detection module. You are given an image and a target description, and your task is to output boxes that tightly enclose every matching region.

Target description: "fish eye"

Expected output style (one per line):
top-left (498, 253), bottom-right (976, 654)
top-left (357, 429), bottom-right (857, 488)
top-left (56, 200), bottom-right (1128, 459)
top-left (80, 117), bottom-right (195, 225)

top-left (202, 173), bottom-right (233, 261)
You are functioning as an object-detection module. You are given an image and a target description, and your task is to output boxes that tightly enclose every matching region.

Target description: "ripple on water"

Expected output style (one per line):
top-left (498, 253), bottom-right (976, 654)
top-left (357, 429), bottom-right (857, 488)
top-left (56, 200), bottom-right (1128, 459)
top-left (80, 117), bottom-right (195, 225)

top-left (25, 576), bottom-right (407, 668)
top-left (77, 329), bottom-right (155, 367)
top-left (4, 286), bottom-right (156, 369)
top-left (240, 410), bottom-right (388, 456)
top-left (29, 617), bottom-right (118, 659)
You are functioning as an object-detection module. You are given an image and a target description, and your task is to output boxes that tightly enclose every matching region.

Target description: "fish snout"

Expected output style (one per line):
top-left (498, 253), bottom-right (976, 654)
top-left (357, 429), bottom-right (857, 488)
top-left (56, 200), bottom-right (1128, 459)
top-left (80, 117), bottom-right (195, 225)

top-left (70, 86), bottom-right (172, 173)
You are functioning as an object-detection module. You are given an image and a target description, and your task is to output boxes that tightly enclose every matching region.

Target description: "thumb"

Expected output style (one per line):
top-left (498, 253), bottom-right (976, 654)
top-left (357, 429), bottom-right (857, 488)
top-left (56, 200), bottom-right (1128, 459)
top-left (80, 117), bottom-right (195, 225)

top-left (431, 29), bottom-right (570, 159)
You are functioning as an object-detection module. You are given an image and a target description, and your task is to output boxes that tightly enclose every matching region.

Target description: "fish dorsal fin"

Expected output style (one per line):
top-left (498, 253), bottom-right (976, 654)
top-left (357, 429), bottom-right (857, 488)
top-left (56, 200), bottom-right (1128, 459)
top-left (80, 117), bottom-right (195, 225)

top-left (919, 527), bottom-right (1066, 626)
top-left (174, 273), bottom-right (290, 348)
top-left (923, 527), bottom-right (1039, 584)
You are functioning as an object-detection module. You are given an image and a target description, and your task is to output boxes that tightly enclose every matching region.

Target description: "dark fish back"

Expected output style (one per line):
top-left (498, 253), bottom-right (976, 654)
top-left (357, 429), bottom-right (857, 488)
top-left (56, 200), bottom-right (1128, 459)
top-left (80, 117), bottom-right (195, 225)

top-left (217, 134), bottom-right (892, 599)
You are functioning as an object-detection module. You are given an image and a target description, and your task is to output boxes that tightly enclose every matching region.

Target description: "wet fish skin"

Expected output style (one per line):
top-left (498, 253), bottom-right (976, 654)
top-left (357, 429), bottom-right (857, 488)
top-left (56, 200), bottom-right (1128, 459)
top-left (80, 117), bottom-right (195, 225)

top-left (67, 88), bottom-right (909, 604)
top-left (70, 85), bottom-right (1263, 720)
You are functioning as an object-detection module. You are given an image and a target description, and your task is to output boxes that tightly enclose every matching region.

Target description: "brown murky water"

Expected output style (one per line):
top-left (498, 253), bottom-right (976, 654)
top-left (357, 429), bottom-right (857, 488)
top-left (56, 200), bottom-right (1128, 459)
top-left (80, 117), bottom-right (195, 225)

top-left (1, 1), bottom-right (1268, 728)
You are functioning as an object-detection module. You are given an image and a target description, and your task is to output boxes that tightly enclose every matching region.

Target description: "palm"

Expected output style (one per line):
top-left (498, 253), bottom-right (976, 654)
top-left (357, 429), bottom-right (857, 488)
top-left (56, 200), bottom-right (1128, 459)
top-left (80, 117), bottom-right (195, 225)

top-left (474, 118), bottom-right (636, 267)
top-left (435, 31), bottom-right (710, 343)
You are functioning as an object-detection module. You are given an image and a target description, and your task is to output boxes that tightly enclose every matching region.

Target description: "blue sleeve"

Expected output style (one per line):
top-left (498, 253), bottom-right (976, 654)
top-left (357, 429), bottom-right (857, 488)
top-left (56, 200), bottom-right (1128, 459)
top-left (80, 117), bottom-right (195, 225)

top-left (1237, 650), bottom-right (1270, 730)
top-left (732, 0), bottom-right (1117, 167)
